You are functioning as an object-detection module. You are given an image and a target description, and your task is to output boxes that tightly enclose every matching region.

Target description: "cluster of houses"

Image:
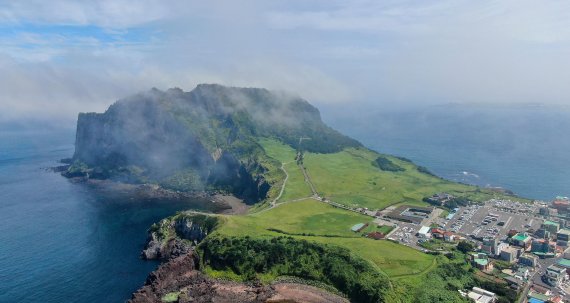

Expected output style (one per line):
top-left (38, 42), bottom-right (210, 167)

top-left (527, 285), bottom-right (565, 303)
top-left (464, 214), bottom-right (570, 303)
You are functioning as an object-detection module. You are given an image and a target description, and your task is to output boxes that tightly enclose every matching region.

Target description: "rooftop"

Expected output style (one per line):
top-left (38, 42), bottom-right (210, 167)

top-left (529, 292), bottom-right (550, 302)
top-left (558, 229), bottom-right (570, 235)
top-left (474, 258), bottom-right (489, 266)
top-left (547, 264), bottom-right (566, 273)
top-left (468, 292), bottom-right (494, 303)
top-left (513, 233), bottom-right (530, 241)
top-left (557, 258), bottom-right (570, 268)
top-left (351, 223), bottom-right (365, 232)
top-left (431, 228), bottom-right (444, 234)
top-left (528, 298), bottom-right (545, 303)
top-left (418, 226), bottom-right (430, 234)
top-left (502, 246), bottom-right (519, 253)
top-left (543, 220), bottom-right (560, 226)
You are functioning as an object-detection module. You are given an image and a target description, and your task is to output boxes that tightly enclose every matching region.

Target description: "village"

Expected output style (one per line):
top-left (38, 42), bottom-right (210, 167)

top-left (342, 195), bottom-right (570, 303)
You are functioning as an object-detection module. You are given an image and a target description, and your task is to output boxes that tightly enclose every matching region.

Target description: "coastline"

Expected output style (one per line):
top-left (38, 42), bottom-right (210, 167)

top-left (56, 168), bottom-right (250, 215)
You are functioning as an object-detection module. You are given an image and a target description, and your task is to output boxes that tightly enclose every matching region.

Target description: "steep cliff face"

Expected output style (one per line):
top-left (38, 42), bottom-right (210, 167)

top-left (142, 213), bottom-right (218, 260)
top-left (69, 84), bottom-right (360, 203)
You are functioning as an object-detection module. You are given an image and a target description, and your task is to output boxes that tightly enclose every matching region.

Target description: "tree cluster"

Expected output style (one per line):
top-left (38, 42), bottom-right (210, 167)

top-left (200, 236), bottom-right (390, 303)
top-left (372, 156), bottom-right (405, 172)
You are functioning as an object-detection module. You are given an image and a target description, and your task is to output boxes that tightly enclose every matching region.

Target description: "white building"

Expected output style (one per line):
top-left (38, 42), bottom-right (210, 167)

top-left (544, 264), bottom-right (568, 287)
top-left (467, 287), bottom-right (496, 303)
top-left (417, 226), bottom-right (431, 239)
top-left (499, 246), bottom-right (519, 263)
top-left (495, 242), bottom-right (509, 257)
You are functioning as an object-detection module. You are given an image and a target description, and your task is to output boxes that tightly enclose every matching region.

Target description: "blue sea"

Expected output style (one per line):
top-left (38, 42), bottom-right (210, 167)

top-left (0, 105), bottom-right (568, 302)
top-left (0, 130), bottom-right (215, 303)
top-left (323, 104), bottom-right (570, 201)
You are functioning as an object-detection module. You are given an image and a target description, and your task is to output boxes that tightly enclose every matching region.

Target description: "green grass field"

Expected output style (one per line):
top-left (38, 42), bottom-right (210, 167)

top-left (259, 138), bottom-right (527, 210)
top-left (213, 199), bottom-right (434, 278)
top-left (279, 162), bottom-right (313, 202)
top-left (219, 198), bottom-right (371, 237)
top-left (303, 146), bottom-right (528, 209)
top-left (258, 137), bottom-right (297, 163)
top-left (259, 138), bottom-right (313, 202)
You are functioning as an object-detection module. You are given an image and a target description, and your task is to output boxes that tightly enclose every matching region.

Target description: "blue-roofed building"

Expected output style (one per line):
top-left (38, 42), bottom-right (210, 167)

top-left (528, 298), bottom-right (545, 303)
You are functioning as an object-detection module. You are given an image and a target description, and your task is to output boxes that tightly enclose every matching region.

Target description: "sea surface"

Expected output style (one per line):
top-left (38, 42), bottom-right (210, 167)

top-left (324, 104), bottom-right (570, 201)
top-left (0, 130), bottom-right (216, 303)
top-left (1, 105), bottom-right (568, 302)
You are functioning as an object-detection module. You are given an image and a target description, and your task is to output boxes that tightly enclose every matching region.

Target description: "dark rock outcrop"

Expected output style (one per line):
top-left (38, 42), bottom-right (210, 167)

top-left (142, 213), bottom-right (217, 260)
top-left (129, 252), bottom-right (277, 303)
top-left (130, 252), bottom-right (349, 303)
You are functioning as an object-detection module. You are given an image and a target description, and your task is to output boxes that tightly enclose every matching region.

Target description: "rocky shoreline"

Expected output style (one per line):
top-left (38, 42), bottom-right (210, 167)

top-left (52, 162), bottom-right (249, 215)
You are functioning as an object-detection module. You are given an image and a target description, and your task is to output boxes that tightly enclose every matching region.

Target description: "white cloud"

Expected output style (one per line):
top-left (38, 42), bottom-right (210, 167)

top-left (1, 0), bottom-right (570, 126)
top-left (0, 0), bottom-right (172, 28)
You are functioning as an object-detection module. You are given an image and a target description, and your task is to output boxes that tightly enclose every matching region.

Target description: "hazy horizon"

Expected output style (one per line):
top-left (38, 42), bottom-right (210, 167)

top-left (2, 1), bottom-right (570, 126)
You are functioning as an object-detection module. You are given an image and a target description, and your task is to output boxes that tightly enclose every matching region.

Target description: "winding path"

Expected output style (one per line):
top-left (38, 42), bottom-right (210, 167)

top-left (270, 161), bottom-right (292, 208)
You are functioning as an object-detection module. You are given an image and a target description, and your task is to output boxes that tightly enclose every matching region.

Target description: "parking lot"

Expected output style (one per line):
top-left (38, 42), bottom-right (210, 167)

top-left (445, 200), bottom-right (542, 239)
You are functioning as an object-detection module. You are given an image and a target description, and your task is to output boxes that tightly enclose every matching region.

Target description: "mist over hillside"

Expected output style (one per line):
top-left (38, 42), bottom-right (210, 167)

top-left (69, 84), bottom-right (360, 203)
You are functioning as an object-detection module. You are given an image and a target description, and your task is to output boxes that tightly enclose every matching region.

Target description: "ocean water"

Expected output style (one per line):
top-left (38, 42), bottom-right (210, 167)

top-left (0, 130), bottom-right (215, 303)
top-left (323, 104), bottom-right (570, 201)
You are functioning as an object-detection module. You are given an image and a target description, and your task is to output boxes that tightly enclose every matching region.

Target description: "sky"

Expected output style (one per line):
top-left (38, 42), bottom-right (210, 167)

top-left (1, 0), bottom-right (570, 127)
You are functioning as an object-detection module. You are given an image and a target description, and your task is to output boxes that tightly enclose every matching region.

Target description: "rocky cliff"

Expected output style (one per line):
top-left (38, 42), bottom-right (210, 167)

top-left (67, 84), bottom-right (360, 203)
top-left (142, 213), bottom-right (218, 260)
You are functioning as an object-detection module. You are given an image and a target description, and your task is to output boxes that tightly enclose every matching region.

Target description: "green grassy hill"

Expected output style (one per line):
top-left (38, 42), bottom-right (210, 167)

top-left (258, 137), bottom-right (528, 209)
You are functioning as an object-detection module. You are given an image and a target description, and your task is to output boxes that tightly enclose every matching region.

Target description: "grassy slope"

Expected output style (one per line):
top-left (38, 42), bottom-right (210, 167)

top-left (303, 146), bottom-right (529, 209)
top-left (204, 138), bottom-right (528, 300)
top-left (260, 138), bottom-right (527, 210)
top-left (258, 138), bottom-right (313, 202)
top-left (213, 199), bottom-right (434, 278)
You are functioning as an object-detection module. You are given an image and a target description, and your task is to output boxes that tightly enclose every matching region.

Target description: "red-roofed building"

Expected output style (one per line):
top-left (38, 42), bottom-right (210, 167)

top-left (531, 284), bottom-right (551, 296)
top-left (553, 199), bottom-right (570, 212)
top-left (367, 231), bottom-right (385, 240)
top-left (431, 228), bottom-right (445, 239)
